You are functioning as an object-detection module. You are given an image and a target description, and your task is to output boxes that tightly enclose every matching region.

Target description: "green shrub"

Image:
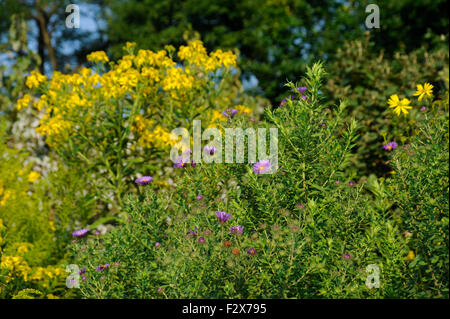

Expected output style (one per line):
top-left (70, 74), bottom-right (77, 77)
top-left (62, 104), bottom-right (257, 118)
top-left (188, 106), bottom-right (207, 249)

top-left (325, 33), bottom-right (449, 176)
top-left (70, 62), bottom-right (448, 298)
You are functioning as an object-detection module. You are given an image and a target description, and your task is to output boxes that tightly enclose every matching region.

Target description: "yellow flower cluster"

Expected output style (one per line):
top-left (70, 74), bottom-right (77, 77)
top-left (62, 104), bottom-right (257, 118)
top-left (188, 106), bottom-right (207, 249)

top-left (18, 40), bottom-right (256, 152)
top-left (25, 71), bottom-right (47, 89)
top-left (0, 256), bottom-right (32, 282)
top-left (388, 82), bottom-right (434, 116)
top-left (178, 40), bottom-right (237, 71)
top-left (0, 186), bottom-right (12, 206)
top-left (17, 94), bottom-right (32, 111)
top-left (132, 115), bottom-right (176, 149)
top-left (86, 50), bottom-right (109, 63)
top-left (0, 254), bottom-right (65, 285)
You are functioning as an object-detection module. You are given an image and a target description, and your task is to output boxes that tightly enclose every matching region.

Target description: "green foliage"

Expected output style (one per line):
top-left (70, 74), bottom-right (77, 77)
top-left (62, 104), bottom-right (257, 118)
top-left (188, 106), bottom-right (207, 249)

top-left (385, 97), bottom-right (449, 297)
top-left (325, 33), bottom-right (449, 176)
top-left (103, 0), bottom-right (449, 102)
top-left (71, 63), bottom-right (447, 298)
top-left (0, 15), bottom-right (41, 131)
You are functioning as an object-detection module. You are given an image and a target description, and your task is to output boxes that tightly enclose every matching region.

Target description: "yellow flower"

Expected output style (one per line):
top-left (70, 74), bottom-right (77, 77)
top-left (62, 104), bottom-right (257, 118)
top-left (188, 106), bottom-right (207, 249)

top-left (0, 189), bottom-right (12, 206)
top-left (25, 71), bottom-right (47, 89)
top-left (27, 171), bottom-right (41, 183)
top-left (413, 83), bottom-right (433, 101)
top-left (388, 94), bottom-right (412, 116)
top-left (17, 94), bottom-right (32, 111)
top-left (86, 51), bottom-right (109, 63)
top-left (405, 250), bottom-right (415, 261)
top-left (235, 105), bottom-right (252, 115)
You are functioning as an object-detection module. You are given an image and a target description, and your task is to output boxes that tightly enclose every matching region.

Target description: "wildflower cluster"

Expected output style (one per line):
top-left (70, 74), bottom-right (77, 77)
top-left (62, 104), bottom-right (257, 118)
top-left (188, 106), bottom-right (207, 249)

top-left (16, 41), bottom-right (264, 210)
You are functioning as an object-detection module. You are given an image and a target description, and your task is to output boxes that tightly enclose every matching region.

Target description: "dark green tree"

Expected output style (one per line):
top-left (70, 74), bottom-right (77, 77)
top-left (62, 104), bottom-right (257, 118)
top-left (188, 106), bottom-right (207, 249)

top-left (103, 0), bottom-right (448, 103)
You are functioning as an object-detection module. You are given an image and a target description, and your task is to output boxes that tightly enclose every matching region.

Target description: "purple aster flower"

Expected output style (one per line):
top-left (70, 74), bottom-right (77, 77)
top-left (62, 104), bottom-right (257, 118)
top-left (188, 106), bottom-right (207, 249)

top-left (383, 141), bottom-right (398, 152)
top-left (82, 276), bottom-right (86, 281)
top-left (216, 211), bottom-right (232, 224)
top-left (157, 287), bottom-right (163, 293)
top-left (296, 86), bottom-right (307, 94)
top-left (196, 195), bottom-right (203, 200)
top-left (343, 253), bottom-right (351, 259)
top-left (155, 242), bottom-right (161, 247)
top-left (188, 227), bottom-right (199, 237)
top-left (280, 95), bottom-right (294, 106)
top-left (348, 180), bottom-right (355, 187)
top-left (253, 160), bottom-right (271, 174)
top-left (420, 106), bottom-right (427, 112)
top-left (95, 264), bottom-right (110, 271)
top-left (79, 267), bottom-right (86, 275)
top-left (135, 176), bottom-right (153, 185)
top-left (247, 247), bottom-right (257, 255)
top-left (198, 237), bottom-right (205, 243)
top-left (335, 180), bottom-right (341, 185)
top-left (222, 108), bottom-right (238, 118)
top-left (72, 228), bottom-right (89, 238)
top-left (203, 146), bottom-right (217, 155)
top-left (229, 225), bottom-right (244, 236)
top-left (173, 155), bottom-right (190, 168)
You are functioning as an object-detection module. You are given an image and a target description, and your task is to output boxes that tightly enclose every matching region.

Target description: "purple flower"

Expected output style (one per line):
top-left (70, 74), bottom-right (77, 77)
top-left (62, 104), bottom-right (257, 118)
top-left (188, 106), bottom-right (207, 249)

top-left (196, 195), bottom-right (203, 200)
top-left (420, 106), bottom-right (427, 112)
top-left (247, 247), bottom-right (257, 255)
top-left (383, 141), bottom-right (398, 152)
top-left (280, 95), bottom-right (294, 106)
top-left (135, 176), bottom-right (153, 185)
top-left (253, 160), bottom-right (271, 174)
top-left (297, 203), bottom-right (304, 209)
top-left (293, 87), bottom-right (307, 99)
top-left (173, 155), bottom-right (190, 168)
top-left (295, 86), bottom-right (307, 94)
top-left (216, 211), bottom-right (232, 224)
top-left (155, 242), bottom-right (161, 247)
top-left (79, 267), bottom-right (86, 275)
top-left (343, 253), bottom-right (351, 259)
top-left (335, 180), bottom-right (341, 185)
top-left (229, 225), bottom-right (244, 236)
top-left (198, 237), bottom-right (205, 243)
top-left (95, 264), bottom-right (110, 271)
top-left (82, 276), bottom-right (86, 281)
top-left (188, 227), bottom-right (199, 237)
top-left (348, 180), bottom-right (355, 187)
top-left (203, 146), bottom-right (217, 155)
top-left (157, 287), bottom-right (163, 293)
top-left (190, 161), bottom-right (197, 167)
top-left (222, 108), bottom-right (238, 118)
top-left (72, 228), bottom-right (89, 238)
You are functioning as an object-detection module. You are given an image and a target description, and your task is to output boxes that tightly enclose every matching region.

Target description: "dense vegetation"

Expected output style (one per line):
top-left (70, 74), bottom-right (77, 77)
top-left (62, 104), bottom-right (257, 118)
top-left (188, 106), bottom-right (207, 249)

top-left (0, 1), bottom-right (448, 299)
